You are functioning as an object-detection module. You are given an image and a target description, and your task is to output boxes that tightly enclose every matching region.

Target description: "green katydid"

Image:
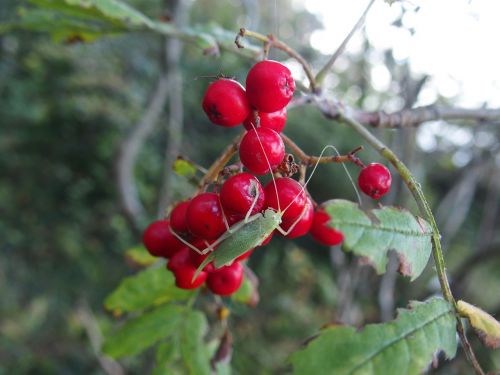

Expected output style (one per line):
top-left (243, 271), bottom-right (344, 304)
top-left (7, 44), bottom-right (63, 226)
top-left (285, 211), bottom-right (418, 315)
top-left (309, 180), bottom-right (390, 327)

top-left (170, 125), bottom-right (361, 281)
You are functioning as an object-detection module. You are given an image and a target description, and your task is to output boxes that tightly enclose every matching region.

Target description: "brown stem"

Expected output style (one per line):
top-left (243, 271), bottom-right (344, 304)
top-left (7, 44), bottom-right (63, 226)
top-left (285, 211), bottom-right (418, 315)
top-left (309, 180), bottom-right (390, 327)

top-left (196, 133), bottom-right (243, 192)
top-left (235, 28), bottom-right (318, 92)
top-left (281, 133), bottom-right (364, 166)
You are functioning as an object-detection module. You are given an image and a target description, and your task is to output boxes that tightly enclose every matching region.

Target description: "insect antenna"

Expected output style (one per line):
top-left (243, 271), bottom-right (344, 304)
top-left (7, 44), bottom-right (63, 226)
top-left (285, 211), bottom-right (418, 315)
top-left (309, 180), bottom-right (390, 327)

top-left (281, 144), bottom-right (362, 217)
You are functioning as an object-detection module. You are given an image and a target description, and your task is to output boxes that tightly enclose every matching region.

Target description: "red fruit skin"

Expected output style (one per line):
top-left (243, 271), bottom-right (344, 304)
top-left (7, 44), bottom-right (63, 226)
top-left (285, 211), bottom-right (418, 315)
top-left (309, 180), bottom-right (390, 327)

top-left (280, 198), bottom-right (314, 239)
top-left (167, 247), bottom-right (191, 272)
top-left (264, 177), bottom-right (307, 222)
top-left (310, 209), bottom-right (344, 246)
top-left (186, 193), bottom-right (226, 240)
top-left (243, 108), bottom-right (287, 133)
top-left (206, 262), bottom-right (244, 296)
top-left (202, 79), bottom-right (250, 127)
top-left (239, 128), bottom-right (285, 175)
top-left (143, 220), bottom-right (184, 258)
top-left (174, 266), bottom-right (207, 289)
top-left (220, 173), bottom-right (265, 217)
top-left (358, 163), bottom-right (392, 199)
top-left (245, 60), bottom-right (295, 112)
top-left (170, 200), bottom-right (190, 234)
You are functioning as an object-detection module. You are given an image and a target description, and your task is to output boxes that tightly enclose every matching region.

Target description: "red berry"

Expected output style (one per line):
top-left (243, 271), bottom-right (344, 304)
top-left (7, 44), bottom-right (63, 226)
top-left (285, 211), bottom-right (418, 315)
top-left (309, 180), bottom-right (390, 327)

top-left (167, 247), bottom-right (191, 272)
top-left (243, 108), bottom-right (287, 133)
top-left (170, 200), bottom-right (190, 234)
top-left (239, 128), bottom-right (285, 175)
top-left (143, 220), bottom-right (184, 258)
top-left (206, 262), bottom-right (244, 296)
top-left (174, 265), bottom-right (207, 289)
top-left (358, 163), bottom-right (392, 199)
top-left (186, 193), bottom-right (226, 240)
top-left (245, 60), bottom-right (295, 113)
top-left (310, 209), bottom-right (344, 246)
top-left (264, 177), bottom-right (307, 222)
top-left (202, 78), bottom-right (250, 127)
top-left (220, 173), bottom-right (265, 217)
top-left (280, 198), bottom-right (314, 239)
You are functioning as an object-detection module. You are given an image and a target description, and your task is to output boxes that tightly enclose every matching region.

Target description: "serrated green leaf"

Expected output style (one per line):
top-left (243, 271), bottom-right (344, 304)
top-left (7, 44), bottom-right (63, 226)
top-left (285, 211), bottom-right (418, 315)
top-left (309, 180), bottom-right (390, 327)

top-left (125, 245), bottom-right (157, 267)
top-left (172, 158), bottom-right (197, 177)
top-left (457, 300), bottom-right (500, 349)
top-left (104, 266), bottom-right (193, 315)
top-left (324, 199), bottom-right (432, 280)
top-left (103, 304), bottom-right (184, 358)
top-left (290, 298), bottom-right (457, 375)
top-left (180, 311), bottom-right (211, 375)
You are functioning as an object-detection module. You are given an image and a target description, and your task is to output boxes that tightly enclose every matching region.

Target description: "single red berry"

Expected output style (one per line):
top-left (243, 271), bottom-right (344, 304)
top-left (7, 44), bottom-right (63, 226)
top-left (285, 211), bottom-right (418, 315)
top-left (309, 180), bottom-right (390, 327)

top-left (245, 60), bottom-right (295, 112)
top-left (202, 78), bottom-right (250, 127)
top-left (239, 128), bottom-right (285, 175)
top-left (170, 200), bottom-right (190, 234)
top-left (186, 193), bottom-right (226, 240)
top-left (206, 262), bottom-right (244, 296)
top-left (243, 108), bottom-right (287, 133)
top-left (280, 198), bottom-right (314, 239)
top-left (173, 265), bottom-right (207, 289)
top-left (310, 209), bottom-right (344, 246)
top-left (143, 220), bottom-right (184, 258)
top-left (264, 177), bottom-right (307, 222)
top-left (358, 163), bottom-right (392, 199)
top-left (220, 172), bottom-right (265, 217)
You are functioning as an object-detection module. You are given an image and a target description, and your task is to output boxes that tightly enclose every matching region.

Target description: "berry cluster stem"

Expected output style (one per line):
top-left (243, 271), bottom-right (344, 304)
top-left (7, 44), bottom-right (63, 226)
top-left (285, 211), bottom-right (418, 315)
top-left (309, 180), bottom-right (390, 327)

top-left (335, 111), bottom-right (485, 375)
top-left (235, 28), bottom-right (318, 92)
top-left (197, 133), bottom-right (243, 192)
top-left (281, 133), bottom-right (364, 166)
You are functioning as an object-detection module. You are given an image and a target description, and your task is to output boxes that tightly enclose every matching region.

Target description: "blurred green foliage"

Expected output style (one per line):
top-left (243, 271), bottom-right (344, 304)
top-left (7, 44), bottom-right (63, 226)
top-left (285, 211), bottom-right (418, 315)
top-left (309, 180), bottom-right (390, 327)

top-left (0, 0), bottom-right (498, 374)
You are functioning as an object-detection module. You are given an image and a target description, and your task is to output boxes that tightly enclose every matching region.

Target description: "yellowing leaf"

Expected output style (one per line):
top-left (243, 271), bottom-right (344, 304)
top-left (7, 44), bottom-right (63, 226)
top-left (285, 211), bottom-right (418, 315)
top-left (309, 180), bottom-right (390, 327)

top-left (457, 300), bottom-right (500, 349)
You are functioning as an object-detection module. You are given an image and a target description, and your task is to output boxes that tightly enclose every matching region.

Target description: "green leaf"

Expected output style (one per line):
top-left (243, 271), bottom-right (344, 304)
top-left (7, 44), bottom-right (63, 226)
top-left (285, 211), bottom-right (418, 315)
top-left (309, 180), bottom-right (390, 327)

top-left (180, 311), bottom-right (211, 375)
top-left (3, 0), bottom-right (218, 50)
top-left (104, 266), bottom-right (193, 315)
top-left (124, 245), bottom-right (157, 267)
top-left (103, 304), bottom-right (184, 358)
top-left (172, 158), bottom-right (197, 177)
top-left (457, 300), bottom-right (500, 349)
top-left (155, 339), bottom-right (179, 370)
top-left (290, 298), bottom-right (457, 375)
top-left (324, 199), bottom-right (432, 280)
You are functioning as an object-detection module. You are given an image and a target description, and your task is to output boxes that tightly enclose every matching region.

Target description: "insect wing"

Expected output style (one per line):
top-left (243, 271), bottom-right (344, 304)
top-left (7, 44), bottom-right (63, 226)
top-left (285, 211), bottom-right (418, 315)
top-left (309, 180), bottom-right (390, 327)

top-left (214, 214), bottom-right (277, 268)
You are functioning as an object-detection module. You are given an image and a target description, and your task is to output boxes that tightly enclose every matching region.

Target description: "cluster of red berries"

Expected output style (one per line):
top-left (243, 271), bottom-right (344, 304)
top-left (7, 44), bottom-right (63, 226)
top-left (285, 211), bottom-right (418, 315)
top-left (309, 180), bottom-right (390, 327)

top-left (142, 60), bottom-right (392, 295)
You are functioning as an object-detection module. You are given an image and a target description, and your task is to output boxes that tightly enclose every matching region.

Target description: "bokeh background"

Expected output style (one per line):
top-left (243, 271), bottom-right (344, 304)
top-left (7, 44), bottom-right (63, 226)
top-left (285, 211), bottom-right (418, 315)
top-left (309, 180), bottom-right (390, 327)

top-left (1, 0), bottom-right (499, 374)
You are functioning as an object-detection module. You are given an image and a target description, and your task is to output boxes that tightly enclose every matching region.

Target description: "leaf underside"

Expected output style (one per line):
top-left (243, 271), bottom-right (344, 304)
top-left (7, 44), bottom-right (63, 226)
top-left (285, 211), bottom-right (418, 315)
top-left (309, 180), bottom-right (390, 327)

top-left (457, 300), bottom-right (500, 349)
top-left (324, 199), bottom-right (433, 280)
top-left (289, 298), bottom-right (457, 375)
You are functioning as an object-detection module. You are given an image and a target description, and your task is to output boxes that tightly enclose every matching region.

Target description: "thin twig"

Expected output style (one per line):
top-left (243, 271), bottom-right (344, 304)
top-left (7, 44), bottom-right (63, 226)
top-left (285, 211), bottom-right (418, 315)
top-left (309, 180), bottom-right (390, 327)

top-left (197, 133), bottom-right (243, 192)
top-left (316, 0), bottom-right (376, 84)
top-left (235, 28), bottom-right (318, 92)
top-left (281, 133), bottom-right (364, 166)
